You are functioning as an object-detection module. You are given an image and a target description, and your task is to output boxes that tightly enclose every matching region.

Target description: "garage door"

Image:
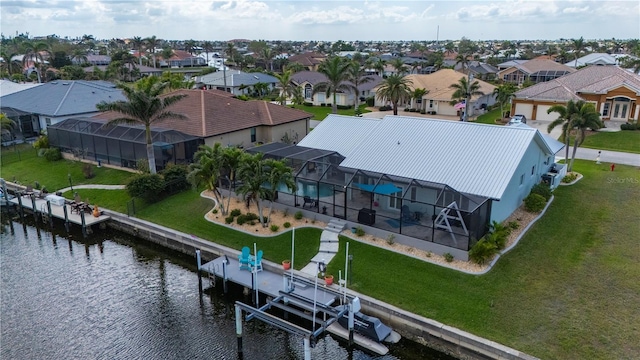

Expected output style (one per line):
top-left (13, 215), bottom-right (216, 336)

top-left (536, 105), bottom-right (558, 121)
top-left (514, 103), bottom-right (533, 119)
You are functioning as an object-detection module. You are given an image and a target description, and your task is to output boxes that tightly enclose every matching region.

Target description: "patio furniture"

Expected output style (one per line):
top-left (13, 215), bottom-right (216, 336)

top-left (401, 205), bottom-right (413, 222)
top-left (23, 185), bottom-right (34, 198)
top-left (238, 246), bottom-right (252, 270)
top-left (302, 196), bottom-right (316, 208)
top-left (249, 250), bottom-right (263, 272)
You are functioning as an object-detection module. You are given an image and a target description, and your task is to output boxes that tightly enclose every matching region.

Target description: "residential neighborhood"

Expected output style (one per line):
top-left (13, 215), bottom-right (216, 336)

top-left (1, 31), bottom-right (639, 360)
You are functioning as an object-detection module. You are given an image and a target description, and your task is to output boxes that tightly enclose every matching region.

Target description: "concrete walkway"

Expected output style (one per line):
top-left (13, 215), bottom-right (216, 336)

top-left (58, 184), bottom-right (126, 193)
top-left (300, 218), bottom-right (346, 276)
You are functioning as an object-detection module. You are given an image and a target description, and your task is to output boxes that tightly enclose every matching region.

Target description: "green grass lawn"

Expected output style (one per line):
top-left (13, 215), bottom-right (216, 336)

top-left (474, 108), bottom-right (503, 125)
top-left (328, 160), bottom-right (640, 359)
top-left (4, 148), bottom-right (639, 359)
top-left (579, 131), bottom-right (640, 154)
top-left (291, 104), bottom-right (370, 120)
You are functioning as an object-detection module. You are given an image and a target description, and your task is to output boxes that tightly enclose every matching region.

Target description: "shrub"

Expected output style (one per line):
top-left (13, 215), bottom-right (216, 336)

top-left (303, 102), bottom-right (313, 106)
top-left (161, 165), bottom-right (190, 193)
top-left (212, 209), bottom-right (218, 214)
top-left (404, 107), bottom-right (410, 112)
top-left (37, 148), bottom-right (47, 157)
top-left (43, 148), bottom-right (62, 161)
top-left (32, 135), bottom-right (49, 150)
top-left (33, 181), bottom-right (41, 190)
top-left (126, 173), bottom-right (164, 202)
top-left (283, 222), bottom-right (291, 228)
top-left (236, 215), bottom-right (247, 225)
top-left (508, 221), bottom-right (520, 230)
top-left (469, 238), bottom-right (498, 265)
top-left (620, 123), bottom-right (639, 130)
top-left (245, 213), bottom-right (259, 221)
top-left (443, 253), bottom-right (454, 262)
top-left (320, 103), bottom-right (326, 107)
top-left (294, 211), bottom-right (303, 220)
top-left (225, 216), bottom-right (234, 224)
top-left (230, 209), bottom-right (242, 217)
top-left (83, 163), bottom-right (95, 179)
top-left (530, 183), bottom-right (552, 201)
top-left (270, 224), bottom-right (280, 232)
top-left (135, 159), bottom-right (150, 174)
top-left (420, 109), bottom-right (426, 114)
top-left (524, 193), bottom-right (546, 213)
top-left (386, 234), bottom-right (395, 245)
top-left (562, 173), bottom-right (578, 183)
top-left (355, 226), bottom-right (365, 237)
top-left (282, 208), bottom-right (289, 217)
top-left (336, 104), bottom-right (352, 110)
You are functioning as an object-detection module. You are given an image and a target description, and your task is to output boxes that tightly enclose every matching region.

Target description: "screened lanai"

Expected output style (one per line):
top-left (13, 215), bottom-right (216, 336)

top-left (248, 143), bottom-right (492, 251)
top-left (48, 118), bottom-right (202, 171)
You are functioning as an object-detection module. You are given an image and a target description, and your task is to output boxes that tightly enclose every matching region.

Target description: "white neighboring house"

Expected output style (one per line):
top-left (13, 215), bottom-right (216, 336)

top-left (194, 70), bottom-right (278, 96)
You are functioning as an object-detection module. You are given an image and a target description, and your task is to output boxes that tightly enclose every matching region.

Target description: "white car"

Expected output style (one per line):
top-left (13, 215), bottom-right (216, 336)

top-left (508, 115), bottom-right (527, 126)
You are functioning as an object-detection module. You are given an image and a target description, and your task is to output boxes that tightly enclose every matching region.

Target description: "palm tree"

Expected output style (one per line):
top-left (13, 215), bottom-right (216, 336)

top-left (388, 58), bottom-right (408, 75)
top-left (145, 36), bottom-right (161, 68)
top-left (96, 81), bottom-right (188, 174)
top-left (312, 56), bottom-right (352, 114)
top-left (184, 39), bottom-right (197, 67)
top-left (22, 41), bottom-right (51, 83)
top-left (274, 69), bottom-right (295, 105)
top-left (492, 83), bottom-right (517, 118)
top-left (449, 76), bottom-right (484, 121)
top-left (201, 41), bottom-right (214, 66)
top-left (261, 47), bottom-right (274, 72)
top-left (187, 143), bottom-right (226, 212)
top-left (454, 53), bottom-right (470, 74)
top-left (284, 62), bottom-right (305, 73)
top-left (547, 100), bottom-right (603, 172)
top-left (1, 113), bottom-right (16, 139)
top-left (71, 49), bottom-right (88, 65)
top-left (263, 158), bottom-right (296, 226)
top-left (345, 61), bottom-right (373, 110)
top-left (220, 146), bottom-right (244, 213)
top-left (131, 36), bottom-right (144, 66)
top-left (571, 36), bottom-right (585, 68)
top-left (236, 152), bottom-right (270, 226)
top-left (375, 74), bottom-right (413, 115)
top-left (411, 88), bottom-right (428, 111)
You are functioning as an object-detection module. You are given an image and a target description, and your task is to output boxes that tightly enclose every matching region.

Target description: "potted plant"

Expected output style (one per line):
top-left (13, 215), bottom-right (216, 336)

top-left (324, 274), bottom-right (334, 286)
top-left (282, 260), bottom-right (291, 270)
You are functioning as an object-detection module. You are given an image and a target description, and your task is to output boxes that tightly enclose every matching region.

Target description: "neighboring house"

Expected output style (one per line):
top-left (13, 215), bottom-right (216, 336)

top-left (287, 52), bottom-right (326, 71)
top-left (290, 114), bottom-right (564, 258)
top-left (195, 70), bottom-right (279, 96)
top-left (0, 80), bottom-right (126, 138)
top-left (0, 80), bottom-right (43, 144)
top-left (374, 69), bottom-right (497, 117)
top-left (512, 65), bottom-right (640, 122)
top-left (83, 64), bottom-right (164, 77)
top-left (72, 54), bottom-right (111, 66)
top-left (564, 53), bottom-right (617, 68)
top-left (498, 59), bottom-right (575, 85)
top-left (496, 59), bottom-right (528, 71)
top-left (291, 71), bottom-right (383, 107)
top-left (159, 50), bottom-right (206, 68)
top-left (468, 62), bottom-right (499, 81)
top-left (94, 89), bottom-right (313, 149)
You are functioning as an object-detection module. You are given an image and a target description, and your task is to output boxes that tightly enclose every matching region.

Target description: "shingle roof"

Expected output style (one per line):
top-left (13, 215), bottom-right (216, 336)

top-left (0, 80), bottom-right (125, 116)
top-left (196, 70), bottom-right (278, 87)
top-left (564, 53), bottom-right (617, 67)
top-left (94, 89), bottom-right (312, 138)
top-left (0, 80), bottom-right (42, 96)
top-left (403, 69), bottom-right (497, 101)
top-left (288, 52), bottom-right (326, 67)
top-left (515, 65), bottom-right (640, 101)
top-left (291, 71), bottom-right (328, 85)
top-left (299, 114), bottom-right (561, 200)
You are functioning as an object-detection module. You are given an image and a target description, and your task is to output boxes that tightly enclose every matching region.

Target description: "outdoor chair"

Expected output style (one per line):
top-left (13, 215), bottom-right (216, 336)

top-left (303, 196), bottom-right (316, 208)
top-left (238, 246), bottom-right (252, 270)
top-left (249, 250), bottom-right (263, 272)
top-left (401, 205), bottom-right (413, 222)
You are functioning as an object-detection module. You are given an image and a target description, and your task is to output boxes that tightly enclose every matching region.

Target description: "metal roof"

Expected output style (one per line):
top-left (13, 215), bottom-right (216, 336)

top-left (297, 115), bottom-right (380, 157)
top-left (301, 115), bottom-right (560, 200)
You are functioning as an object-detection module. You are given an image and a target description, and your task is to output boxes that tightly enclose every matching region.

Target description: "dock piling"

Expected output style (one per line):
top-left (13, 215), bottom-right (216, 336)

top-left (80, 210), bottom-right (86, 237)
top-left (235, 305), bottom-right (243, 356)
top-left (196, 250), bottom-right (202, 293)
top-left (222, 260), bottom-right (228, 294)
top-left (303, 337), bottom-right (311, 360)
top-left (63, 204), bottom-right (70, 232)
top-left (31, 195), bottom-right (37, 221)
top-left (17, 194), bottom-right (24, 219)
top-left (46, 201), bottom-right (53, 228)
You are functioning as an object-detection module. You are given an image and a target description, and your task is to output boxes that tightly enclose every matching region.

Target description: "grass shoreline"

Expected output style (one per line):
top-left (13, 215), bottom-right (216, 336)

top-left (3, 146), bottom-right (639, 359)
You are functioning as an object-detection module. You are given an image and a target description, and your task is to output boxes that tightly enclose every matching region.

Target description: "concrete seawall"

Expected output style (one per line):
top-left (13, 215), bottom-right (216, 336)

top-left (103, 209), bottom-right (538, 360)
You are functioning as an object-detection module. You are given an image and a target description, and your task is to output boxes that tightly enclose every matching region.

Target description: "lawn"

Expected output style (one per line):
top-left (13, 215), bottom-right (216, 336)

top-left (328, 160), bottom-right (640, 359)
top-left (291, 104), bottom-right (370, 120)
top-left (4, 148), bottom-right (639, 359)
top-left (579, 131), bottom-right (640, 154)
top-left (474, 107), bottom-right (503, 125)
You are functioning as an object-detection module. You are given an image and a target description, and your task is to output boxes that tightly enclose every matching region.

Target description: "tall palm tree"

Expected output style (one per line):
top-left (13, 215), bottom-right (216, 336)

top-left (184, 39), bottom-right (197, 67)
top-left (236, 152), bottom-right (270, 226)
top-left (71, 49), bottom-right (88, 65)
top-left (547, 100), bottom-right (603, 172)
top-left (449, 76), bottom-right (484, 121)
top-left (201, 41), bottom-right (214, 66)
top-left (375, 74), bottom-right (413, 115)
top-left (312, 56), bottom-right (352, 114)
top-left (492, 83), bottom-right (517, 118)
top-left (284, 62), bottom-right (305, 73)
top-left (221, 146), bottom-right (244, 213)
top-left (187, 143), bottom-right (225, 210)
top-left (454, 53), bottom-right (470, 74)
top-left (145, 36), bottom-right (161, 68)
top-left (1, 113), bottom-right (16, 139)
top-left (388, 58), bottom-right (408, 75)
top-left (565, 102), bottom-right (603, 171)
top-left (22, 41), bottom-right (51, 83)
top-left (263, 158), bottom-right (296, 226)
top-left (345, 61), bottom-right (373, 110)
top-left (96, 81), bottom-right (188, 174)
top-left (571, 36), bottom-right (585, 68)
top-left (131, 36), bottom-right (144, 66)
top-left (261, 47), bottom-right (274, 72)
top-left (274, 69), bottom-right (295, 105)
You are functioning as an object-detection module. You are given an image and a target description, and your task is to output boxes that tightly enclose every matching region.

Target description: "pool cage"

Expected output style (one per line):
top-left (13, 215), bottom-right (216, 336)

top-left (48, 118), bottom-right (202, 171)
top-left (247, 143), bottom-right (492, 251)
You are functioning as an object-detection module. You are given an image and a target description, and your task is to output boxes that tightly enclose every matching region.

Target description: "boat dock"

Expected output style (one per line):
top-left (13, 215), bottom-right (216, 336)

top-left (198, 252), bottom-right (390, 358)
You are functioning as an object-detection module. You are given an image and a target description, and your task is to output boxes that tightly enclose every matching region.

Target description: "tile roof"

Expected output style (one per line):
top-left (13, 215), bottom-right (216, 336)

top-left (515, 65), bottom-right (640, 101)
top-left (403, 69), bottom-right (497, 101)
top-left (288, 52), bottom-right (326, 67)
top-left (300, 114), bottom-right (561, 200)
top-left (94, 89), bottom-right (312, 138)
top-left (512, 59), bottom-right (575, 75)
top-left (0, 80), bottom-right (126, 116)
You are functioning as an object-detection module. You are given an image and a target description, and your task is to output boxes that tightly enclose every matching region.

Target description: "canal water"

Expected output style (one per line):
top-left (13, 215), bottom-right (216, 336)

top-left (1, 216), bottom-right (455, 360)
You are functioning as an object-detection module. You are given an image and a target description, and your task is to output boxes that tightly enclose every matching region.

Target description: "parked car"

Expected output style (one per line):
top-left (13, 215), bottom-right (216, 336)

top-left (508, 114), bottom-right (527, 125)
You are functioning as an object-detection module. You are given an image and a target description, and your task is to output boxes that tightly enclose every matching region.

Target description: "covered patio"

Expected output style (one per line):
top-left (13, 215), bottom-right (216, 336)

top-left (247, 143), bottom-right (492, 251)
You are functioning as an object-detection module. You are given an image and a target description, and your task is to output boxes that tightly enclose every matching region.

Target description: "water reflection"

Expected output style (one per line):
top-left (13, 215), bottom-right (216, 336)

top-left (1, 215), bottom-right (455, 360)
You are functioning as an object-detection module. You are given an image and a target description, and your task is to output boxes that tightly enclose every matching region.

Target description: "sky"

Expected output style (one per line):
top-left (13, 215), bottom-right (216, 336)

top-left (1, 0), bottom-right (638, 42)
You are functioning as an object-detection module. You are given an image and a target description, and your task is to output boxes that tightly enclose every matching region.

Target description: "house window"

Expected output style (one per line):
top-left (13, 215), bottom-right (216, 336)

top-left (410, 187), bottom-right (417, 203)
top-left (520, 174), bottom-right (524, 185)
top-left (45, 118), bottom-right (51, 126)
top-left (389, 188), bottom-right (402, 210)
top-left (250, 128), bottom-right (256, 142)
top-left (304, 84), bottom-right (312, 99)
top-left (602, 103), bottom-right (610, 116)
top-left (429, 100), bottom-right (433, 108)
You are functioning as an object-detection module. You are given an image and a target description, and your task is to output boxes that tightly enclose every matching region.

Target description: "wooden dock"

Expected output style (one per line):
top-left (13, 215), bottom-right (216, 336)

top-left (8, 195), bottom-right (111, 228)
